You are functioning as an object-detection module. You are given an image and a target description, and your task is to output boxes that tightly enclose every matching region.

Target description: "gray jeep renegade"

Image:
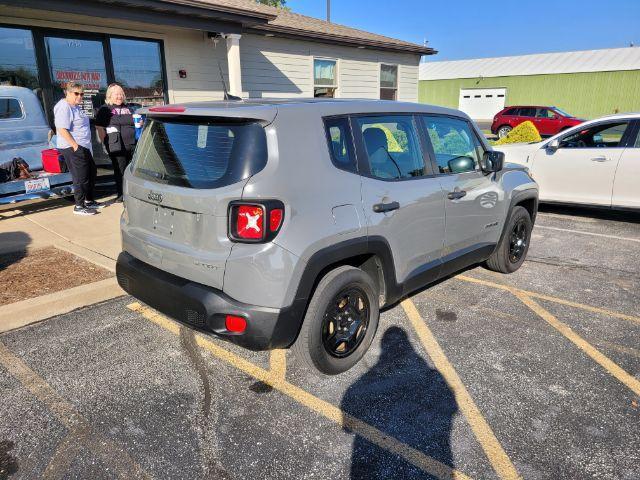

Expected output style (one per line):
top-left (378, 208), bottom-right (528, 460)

top-left (116, 99), bottom-right (538, 375)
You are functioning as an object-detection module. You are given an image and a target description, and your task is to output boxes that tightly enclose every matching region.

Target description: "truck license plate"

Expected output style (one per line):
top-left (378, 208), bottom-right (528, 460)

top-left (25, 177), bottom-right (51, 194)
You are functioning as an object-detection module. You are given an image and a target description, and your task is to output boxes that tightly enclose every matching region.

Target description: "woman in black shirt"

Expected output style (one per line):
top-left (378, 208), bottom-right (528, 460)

top-left (95, 83), bottom-right (136, 202)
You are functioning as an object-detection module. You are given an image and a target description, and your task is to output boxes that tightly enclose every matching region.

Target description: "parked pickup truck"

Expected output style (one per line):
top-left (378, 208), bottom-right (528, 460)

top-left (0, 86), bottom-right (111, 209)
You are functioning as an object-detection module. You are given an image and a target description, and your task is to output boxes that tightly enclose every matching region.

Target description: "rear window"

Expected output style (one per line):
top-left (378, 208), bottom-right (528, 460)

top-left (0, 98), bottom-right (22, 120)
top-left (131, 117), bottom-right (267, 189)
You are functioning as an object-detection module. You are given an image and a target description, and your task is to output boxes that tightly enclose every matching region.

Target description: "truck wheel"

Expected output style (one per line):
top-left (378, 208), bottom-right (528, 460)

top-left (485, 206), bottom-right (532, 274)
top-left (293, 265), bottom-right (379, 375)
top-left (497, 125), bottom-right (512, 138)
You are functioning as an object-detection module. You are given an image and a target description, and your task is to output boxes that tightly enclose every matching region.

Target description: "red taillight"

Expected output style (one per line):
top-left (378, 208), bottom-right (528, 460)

top-left (269, 208), bottom-right (283, 232)
top-left (229, 201), bottom-right (284, 243)
top-left (225, 315), bottom-right (246, 333)
top-left (236, 205), bottom-right (264, 240)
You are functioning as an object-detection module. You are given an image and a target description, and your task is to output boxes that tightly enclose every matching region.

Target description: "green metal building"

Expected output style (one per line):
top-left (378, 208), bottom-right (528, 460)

top-left (419, 47), bottom-right (640, 121)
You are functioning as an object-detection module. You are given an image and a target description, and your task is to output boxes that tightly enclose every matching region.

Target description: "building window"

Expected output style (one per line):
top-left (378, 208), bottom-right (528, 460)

top-left (380, 64), bottom-right (398, 100)
top-left (314, 58), bottom-right (337, 98)
top-left (0, 26), bottom-right (39, 89)
top-left (110, 38), bottom-right (165, 107)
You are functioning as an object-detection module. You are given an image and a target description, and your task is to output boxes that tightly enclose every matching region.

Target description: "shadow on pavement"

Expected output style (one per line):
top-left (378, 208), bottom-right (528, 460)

top-left (0, 232), bottom-right (31, 269)
top-left (341, 326), bottom-right (457, 479)
top-left (538, 203), bottom-right (640, 223)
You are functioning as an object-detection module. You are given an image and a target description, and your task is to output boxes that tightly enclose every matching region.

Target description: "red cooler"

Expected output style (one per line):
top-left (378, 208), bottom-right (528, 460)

top-left (41, 149), bottom-right (67, 173)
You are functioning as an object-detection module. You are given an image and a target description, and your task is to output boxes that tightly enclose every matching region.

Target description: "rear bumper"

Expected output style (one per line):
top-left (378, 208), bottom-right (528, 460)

top-left (116, 251), bottom-right (304, 350)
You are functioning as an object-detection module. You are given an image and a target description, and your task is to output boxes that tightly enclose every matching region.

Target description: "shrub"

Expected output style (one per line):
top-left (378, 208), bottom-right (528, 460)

top-left (492, 121), bottom-right (542, 145)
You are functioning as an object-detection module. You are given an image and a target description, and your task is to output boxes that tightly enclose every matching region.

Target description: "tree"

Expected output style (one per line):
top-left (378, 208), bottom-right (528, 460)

top-left (256, 0), bottom-right (289, 9)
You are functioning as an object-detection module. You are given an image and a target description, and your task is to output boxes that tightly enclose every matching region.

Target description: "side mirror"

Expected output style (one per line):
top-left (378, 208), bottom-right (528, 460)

top-left (481, 151), bottom-right (504, 173)
top-left (547, 139), bottom-right (560, 151)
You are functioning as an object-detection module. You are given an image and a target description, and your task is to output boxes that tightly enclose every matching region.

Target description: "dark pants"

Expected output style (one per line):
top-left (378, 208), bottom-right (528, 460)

top-left (61, 146), bottom-right (96, 207)
top-left (108, 150), bottom-right (133, 197)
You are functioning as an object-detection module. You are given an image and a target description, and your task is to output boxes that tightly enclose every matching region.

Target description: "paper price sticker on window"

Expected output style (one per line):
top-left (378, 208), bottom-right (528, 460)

top-left (197, 125), bottom-right (208, 148)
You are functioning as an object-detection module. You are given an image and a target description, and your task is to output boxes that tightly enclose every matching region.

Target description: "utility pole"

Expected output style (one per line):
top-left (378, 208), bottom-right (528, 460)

top-left (327, 0), bottom-right (330, 22)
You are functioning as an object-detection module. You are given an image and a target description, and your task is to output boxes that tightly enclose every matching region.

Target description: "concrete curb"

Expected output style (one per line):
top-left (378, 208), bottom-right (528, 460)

top-left (0, 277), bottom-right (125, 333)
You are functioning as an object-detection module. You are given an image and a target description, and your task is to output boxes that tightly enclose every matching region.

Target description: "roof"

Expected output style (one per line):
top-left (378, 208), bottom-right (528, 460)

top-left (141, 97), bottom-right (462, 119)
top-left (160, 0), bottom-right (435, 55)
top-left (419, 47), bottom-right (640, 80)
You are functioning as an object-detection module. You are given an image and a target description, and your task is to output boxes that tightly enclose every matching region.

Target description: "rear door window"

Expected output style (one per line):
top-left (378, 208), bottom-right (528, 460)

top-left (132, 118), bottom-right (267, 189)
top-left (519, 108), bottom-right (536, 117)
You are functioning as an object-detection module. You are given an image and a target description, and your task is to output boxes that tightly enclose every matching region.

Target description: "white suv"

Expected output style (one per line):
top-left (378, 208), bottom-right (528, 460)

top-left (494, 113), bottom-right (640, 210)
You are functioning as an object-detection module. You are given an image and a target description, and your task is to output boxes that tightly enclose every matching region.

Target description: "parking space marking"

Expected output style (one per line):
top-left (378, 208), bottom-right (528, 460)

top-left (457, 275), bottom-right (640, 326)
top-left (534, 225), bottom-right (640, 244)
top-left (269, 349), bottom-right (287, 381)
top-left (513, 292), bottom-right (640, 398)
top-left (127, 302), bottom-right (473, 480)
top-left (0, 341), bottom-right (151, 480)
top-left (401, 299), bottom-right (522, 480)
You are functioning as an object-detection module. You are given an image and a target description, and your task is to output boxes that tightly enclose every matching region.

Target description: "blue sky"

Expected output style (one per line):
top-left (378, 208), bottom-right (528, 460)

top-left (286, 0), bottom-right (640, 61)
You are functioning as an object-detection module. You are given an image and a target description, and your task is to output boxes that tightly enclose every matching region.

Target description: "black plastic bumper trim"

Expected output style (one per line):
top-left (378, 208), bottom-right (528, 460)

top-left (116, 251), bottom-right (303, 350)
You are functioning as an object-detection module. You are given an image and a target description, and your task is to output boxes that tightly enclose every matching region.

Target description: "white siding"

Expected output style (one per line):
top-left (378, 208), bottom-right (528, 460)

top-left (1, 6), bottom-right (421, 103)
top-left (241, 34), bottom-right (420, 101)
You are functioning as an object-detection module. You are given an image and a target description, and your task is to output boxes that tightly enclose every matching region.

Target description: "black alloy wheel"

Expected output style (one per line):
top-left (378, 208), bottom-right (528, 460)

top-left (321, 286), bottom-right (370, 358)
top-left (508, 218), bottom-right (528, 263)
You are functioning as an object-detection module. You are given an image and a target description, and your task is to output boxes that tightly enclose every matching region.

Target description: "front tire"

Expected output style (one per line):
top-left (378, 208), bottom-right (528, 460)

top-left (292, 265), bottom-right (379, 375)
top-left (485, 206), bottom-right (533, 273)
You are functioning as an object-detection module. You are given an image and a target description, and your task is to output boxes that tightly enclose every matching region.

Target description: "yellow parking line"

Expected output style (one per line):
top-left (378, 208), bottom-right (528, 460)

top-left (128, 302), bottom-right (473, 480)
top-left (513, 291), bottom-right (640, 398)
top-left (269, 349), bottom-right (287, 381)
top-left (401, 299), bottom-right (522, 480)
top-left (457, 275), bottom-right (640, 326)
top-left (0, 341), bottom-right (151, 480)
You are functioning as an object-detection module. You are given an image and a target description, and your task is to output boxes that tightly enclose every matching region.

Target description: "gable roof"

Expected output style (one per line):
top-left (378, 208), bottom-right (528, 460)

top-left (161, 0), bottom-right (435, 55)
top-left (420, 47), bottom-right (640, 80)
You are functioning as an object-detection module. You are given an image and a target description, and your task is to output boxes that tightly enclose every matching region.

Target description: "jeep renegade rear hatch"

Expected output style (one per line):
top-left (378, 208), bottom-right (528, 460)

top-left (122, 116), bottom-right (268, 290)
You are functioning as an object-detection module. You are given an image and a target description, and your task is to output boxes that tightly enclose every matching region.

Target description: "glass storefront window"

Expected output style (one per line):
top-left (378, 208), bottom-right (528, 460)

top-left (110, 38), bottom-right (165, 107)
top-left (0, 27), bottom-right (39, 89)
top-left (45, 36), bottom-right (108, 119)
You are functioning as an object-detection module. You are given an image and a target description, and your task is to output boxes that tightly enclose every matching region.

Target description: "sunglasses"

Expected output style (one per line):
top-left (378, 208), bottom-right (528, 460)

top-left (71, 91), bottom-right (84, 97)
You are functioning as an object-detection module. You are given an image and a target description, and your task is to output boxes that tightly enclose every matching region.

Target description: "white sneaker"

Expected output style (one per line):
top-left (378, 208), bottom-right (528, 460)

top-left (74, 206), bottom-right (98, 216)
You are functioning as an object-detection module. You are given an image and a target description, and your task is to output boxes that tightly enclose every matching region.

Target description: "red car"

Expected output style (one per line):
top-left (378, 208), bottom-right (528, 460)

top-left (491, 106), bottom-right (584, 138)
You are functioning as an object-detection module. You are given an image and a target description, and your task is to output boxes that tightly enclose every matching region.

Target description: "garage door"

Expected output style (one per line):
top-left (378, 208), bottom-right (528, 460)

top-left (458, 88), bottom-right (506, 121)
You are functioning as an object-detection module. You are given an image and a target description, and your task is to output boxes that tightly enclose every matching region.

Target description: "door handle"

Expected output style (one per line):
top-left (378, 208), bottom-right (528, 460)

top-left (372, 201), bottom-right (400, 213)
top-left (447, 190), bottom-right (467, 200)
top-left (590, 156), bottom-right (609, 162)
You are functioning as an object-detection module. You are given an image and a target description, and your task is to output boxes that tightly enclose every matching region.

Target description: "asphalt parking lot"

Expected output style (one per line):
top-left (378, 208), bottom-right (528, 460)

top-left (1, 205), bottom-right (639, 480)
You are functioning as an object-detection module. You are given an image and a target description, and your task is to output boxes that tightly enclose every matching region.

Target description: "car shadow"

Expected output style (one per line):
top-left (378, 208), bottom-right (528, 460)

top-left (538, 203), bottom-right (640, 224)
top-left (341, 326), bottom-right (457, 479)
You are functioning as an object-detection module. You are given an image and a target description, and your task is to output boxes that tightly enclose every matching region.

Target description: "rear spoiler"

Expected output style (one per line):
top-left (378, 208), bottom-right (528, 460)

top-left (139, 103), bottom-right (277, 125)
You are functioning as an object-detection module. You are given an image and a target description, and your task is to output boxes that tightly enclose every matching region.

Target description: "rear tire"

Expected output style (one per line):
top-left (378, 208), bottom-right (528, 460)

top-left (485, 206), bottom-right (532, 273)
top-left (497, 125), bottom-right (512, 139)
top-left (292, 265), bottom-right (379, 375)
